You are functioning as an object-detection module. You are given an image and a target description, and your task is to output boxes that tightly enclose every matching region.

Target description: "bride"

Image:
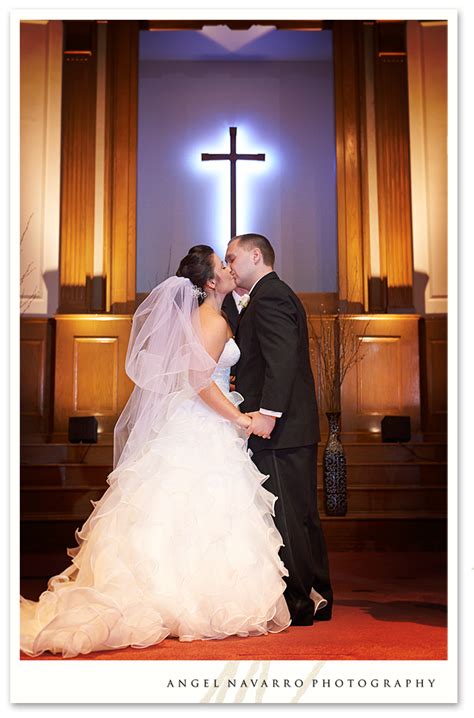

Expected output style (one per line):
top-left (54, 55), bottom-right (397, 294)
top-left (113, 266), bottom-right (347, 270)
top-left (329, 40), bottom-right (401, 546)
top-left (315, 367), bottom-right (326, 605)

top-left (20, 245), bottom-right (294, 658)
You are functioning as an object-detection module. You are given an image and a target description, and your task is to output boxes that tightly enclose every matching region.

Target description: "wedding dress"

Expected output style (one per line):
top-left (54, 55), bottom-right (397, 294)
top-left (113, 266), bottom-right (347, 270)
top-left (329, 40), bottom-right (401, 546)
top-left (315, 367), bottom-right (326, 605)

top-left (20, 337), bottom-right (293, 658)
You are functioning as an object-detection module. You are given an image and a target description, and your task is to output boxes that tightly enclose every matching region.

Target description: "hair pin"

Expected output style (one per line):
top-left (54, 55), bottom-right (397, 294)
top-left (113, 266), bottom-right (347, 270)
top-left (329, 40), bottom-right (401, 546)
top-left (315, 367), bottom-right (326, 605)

top-left (192, 285), bottom-right (207, 301)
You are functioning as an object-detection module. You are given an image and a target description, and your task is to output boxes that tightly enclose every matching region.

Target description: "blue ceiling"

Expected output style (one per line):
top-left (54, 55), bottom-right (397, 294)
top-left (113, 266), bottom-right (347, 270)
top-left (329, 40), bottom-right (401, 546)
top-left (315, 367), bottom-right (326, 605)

top-left (139, 27), bottom-right (333, 62)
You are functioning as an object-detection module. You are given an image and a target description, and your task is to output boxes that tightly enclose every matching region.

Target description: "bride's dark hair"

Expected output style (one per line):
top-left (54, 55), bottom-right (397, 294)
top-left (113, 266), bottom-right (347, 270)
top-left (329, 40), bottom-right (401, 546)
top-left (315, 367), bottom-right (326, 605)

top-left (176, 245), bottom-right (215, 305)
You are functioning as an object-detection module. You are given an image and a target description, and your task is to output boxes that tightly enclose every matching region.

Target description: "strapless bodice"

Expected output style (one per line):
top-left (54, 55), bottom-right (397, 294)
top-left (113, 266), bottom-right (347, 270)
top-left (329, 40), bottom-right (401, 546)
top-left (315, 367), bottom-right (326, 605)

top-left (211, 338), bottom-right (240, 394)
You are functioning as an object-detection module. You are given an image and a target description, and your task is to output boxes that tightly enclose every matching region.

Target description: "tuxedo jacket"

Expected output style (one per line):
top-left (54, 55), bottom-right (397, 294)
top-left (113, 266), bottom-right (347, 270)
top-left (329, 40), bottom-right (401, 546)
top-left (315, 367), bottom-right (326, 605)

top-left (221, 293), bottom-right (240, 335)
top-left (234, 271), bottom-right (320, 453)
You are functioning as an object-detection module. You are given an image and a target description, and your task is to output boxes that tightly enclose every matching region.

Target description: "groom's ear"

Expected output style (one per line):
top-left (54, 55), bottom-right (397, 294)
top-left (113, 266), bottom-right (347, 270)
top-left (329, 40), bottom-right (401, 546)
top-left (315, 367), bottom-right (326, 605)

top-left (252, 247), bottom-right (262, 264)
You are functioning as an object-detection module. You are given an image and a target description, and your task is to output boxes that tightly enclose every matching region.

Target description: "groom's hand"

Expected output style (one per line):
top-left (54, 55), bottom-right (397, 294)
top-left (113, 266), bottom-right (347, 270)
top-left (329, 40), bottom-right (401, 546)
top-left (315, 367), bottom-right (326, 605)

top-left (235, 413), bottom-right (253, 437)
top-left (247, 412), bottom-right (276, 440)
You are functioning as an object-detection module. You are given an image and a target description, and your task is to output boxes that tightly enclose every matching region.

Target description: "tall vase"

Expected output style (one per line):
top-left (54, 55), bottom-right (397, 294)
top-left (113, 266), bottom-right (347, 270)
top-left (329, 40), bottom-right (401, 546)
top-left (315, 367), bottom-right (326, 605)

top-left (323, 411), bottom-right (347, 516)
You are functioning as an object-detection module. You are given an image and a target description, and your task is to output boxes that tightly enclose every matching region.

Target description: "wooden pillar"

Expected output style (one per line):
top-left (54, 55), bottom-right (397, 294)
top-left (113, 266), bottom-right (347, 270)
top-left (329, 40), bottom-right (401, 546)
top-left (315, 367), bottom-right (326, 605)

top-left (333, 21), bottom-right (369, 312)
top-left (104, 21), bottom-right (139, 313)
top-left (374, 21), bottom-right (414, 311)
top-left (58, 21), bottom-right (97, 313)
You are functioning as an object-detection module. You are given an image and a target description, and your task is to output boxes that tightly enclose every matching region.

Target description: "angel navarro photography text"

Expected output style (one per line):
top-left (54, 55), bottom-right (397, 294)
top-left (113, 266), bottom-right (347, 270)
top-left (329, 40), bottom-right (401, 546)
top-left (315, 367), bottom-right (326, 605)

top-left (165, 677), bottom-right (437, 690)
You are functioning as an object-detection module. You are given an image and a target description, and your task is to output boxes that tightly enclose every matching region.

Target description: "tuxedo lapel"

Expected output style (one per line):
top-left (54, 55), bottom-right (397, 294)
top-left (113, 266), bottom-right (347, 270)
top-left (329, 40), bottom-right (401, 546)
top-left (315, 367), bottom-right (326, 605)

top-left (250, 271), bottom-right (278, 299)
top-left (235, 272), bottom-right (278, 339)
top-left (234, 302), bottom-right (248, 339)
top-left (237, 300), bottom-right (251, 321)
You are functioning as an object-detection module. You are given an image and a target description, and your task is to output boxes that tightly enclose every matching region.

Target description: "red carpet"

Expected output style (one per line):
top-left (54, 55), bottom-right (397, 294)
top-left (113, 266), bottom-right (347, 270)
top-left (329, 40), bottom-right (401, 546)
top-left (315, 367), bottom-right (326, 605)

top-left (20, 551), bottom-right (447, 661)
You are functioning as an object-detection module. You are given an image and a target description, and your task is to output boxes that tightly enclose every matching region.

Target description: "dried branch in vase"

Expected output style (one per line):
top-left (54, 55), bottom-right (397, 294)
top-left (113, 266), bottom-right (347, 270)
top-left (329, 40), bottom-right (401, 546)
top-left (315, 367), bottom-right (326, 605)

top-left (20, 213), bottom-right (36, 314)
top-left (307, 307), bottom-right (371, 414)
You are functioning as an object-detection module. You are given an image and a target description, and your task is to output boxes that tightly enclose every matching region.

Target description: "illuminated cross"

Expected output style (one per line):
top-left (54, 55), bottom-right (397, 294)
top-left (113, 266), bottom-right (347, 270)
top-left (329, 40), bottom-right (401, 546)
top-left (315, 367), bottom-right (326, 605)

top-left (201, 126), bottom-right (265, 238)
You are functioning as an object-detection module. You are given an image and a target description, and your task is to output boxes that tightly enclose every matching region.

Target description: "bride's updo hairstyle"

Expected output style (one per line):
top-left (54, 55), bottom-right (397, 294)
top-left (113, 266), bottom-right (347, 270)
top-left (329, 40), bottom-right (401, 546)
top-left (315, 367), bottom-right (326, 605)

top-left (176, 245), bottom-right (215, 305)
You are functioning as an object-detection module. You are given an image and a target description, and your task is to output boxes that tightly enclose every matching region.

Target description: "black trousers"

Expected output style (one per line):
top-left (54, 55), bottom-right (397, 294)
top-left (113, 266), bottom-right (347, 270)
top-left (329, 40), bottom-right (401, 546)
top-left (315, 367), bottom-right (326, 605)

top-left (251, 444), bottom-right (333, 623)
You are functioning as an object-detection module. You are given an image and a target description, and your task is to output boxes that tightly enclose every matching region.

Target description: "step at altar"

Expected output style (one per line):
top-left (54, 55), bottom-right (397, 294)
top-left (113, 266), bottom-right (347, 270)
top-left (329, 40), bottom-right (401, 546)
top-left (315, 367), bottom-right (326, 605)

top-left (20, 460), bottom-right (447, 488)
top-left (20, 483), bottom-right (446, 519)
top-left (19, 436), bottom-right (448, 575)
top-left (20, 439), bottom-right (447, 465)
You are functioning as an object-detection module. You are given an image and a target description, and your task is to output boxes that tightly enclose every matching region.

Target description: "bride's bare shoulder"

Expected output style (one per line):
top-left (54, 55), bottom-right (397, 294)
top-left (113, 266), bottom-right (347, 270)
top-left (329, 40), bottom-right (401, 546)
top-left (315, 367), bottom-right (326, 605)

top-left (197, 307), bottom-right (229, 361)
top-left (198, 306), bottom-right (229, 343)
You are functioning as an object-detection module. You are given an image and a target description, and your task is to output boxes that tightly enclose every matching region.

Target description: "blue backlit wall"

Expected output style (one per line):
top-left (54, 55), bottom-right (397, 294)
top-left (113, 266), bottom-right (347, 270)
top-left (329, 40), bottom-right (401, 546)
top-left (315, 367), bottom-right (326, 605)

top-left (137, 53), bottom-right (338, 293)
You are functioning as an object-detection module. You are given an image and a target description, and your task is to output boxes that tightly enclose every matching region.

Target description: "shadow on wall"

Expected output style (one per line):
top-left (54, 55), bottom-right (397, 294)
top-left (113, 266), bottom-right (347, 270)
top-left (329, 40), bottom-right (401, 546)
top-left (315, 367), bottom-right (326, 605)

top-left (412, 271), bottom-right (430, 316)
top-left (43, 270), bottom-right (59, 316)
top-left (52, 275), bottom-right (109, 315)
top-left (367, 272), bottom-right (429, 315)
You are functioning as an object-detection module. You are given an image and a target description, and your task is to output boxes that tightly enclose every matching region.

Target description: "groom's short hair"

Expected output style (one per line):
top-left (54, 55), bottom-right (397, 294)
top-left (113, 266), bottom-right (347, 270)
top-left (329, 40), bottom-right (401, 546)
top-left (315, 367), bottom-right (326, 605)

top-left (232, 233), bottom-right (275, 267)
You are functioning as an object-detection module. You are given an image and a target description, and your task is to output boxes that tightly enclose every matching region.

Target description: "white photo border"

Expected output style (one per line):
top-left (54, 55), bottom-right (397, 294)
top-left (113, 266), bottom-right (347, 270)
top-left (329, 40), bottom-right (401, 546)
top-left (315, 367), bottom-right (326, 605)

top-left (8, 0), bottom-right (461, 708)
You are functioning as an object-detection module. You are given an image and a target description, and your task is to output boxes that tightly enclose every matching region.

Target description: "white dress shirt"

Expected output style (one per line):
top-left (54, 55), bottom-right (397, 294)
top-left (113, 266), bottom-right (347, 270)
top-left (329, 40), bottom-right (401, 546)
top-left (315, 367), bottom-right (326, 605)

top-left (232, 290), bottom-right (249, 313)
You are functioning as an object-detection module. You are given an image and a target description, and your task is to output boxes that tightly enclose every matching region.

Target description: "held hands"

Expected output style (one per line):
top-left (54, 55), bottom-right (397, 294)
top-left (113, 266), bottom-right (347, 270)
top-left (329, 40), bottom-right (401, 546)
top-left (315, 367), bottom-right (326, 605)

top-left (235, 411), bottom-right (276, 440)
top-left (235, 413), bottom-right (254, 437)
top-left (246, 411), bottom-right (276, 440)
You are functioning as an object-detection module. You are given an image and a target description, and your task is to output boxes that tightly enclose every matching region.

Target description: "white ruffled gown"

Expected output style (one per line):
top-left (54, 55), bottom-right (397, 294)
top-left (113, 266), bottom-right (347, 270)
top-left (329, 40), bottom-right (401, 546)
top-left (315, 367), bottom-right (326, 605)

top-left (20, 338), bottom-right (293, 658)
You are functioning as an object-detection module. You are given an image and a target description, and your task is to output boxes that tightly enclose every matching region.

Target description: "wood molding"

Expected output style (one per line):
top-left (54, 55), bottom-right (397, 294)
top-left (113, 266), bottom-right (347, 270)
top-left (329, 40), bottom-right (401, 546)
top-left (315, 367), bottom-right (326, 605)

top-left (104, 21), bottom-right (139, 314)
top-left (20, 318), bottom-right (55, 438)
top-left (332, 21), bottom-right (368, 312)
top-left (419, 316), bottom-right (447, 433)
top-left (58, 21), bottom-right (97, 313)
top-left (53, 315), bottom-right (134, 436)
top-left (374, 21), bottom-right (415, 311)
top-left (298, 292), bottom-right (339, 315)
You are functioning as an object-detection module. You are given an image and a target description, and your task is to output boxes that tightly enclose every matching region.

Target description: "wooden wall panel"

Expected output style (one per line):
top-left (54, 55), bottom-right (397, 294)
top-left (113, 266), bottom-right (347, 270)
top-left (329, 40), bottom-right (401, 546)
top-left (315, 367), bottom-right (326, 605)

top-left (20, 340), bottom-right (45, 414)
top-left (104, 21), bottom-right (139, 313)
top-left (306, 318), bottom-right (323, 413)
top-left (419, 316), bottom-right (447, 433)
top-left (73, 338), bottom-right (118, 413)
top-left (20, 318), bottom-right (54, 437)
top-left (357, 337), bottom-right (402, 414)
top-left (53, 315), bottom-right (133, 437)
top-left (429, 342), bottom-right (447, 414)
top-left (47, 313), bottom-right (443, 441)
top-left (306, 314), bottom-right (421, 437)
top-left (58, 21), bottom-right (97, 313)
top-left (341, 316), bottom-right (421, 435)
top-left (374, 21), bottom-right (414, 310)
top-left (20, 21), bottom-right (62, 316)
top-left (332, 21), bottom-right (368, 312)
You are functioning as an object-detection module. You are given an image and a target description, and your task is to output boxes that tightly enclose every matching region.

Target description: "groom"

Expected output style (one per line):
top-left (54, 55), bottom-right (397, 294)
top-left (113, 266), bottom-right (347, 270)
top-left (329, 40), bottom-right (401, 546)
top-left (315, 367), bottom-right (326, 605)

top-left (226, 233), bottom-right (333, 626)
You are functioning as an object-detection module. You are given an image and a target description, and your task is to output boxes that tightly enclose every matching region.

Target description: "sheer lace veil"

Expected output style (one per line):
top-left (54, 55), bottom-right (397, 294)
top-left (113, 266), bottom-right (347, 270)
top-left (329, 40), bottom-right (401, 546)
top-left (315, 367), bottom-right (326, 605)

top-left (112, 276), bottom-right (217, 470)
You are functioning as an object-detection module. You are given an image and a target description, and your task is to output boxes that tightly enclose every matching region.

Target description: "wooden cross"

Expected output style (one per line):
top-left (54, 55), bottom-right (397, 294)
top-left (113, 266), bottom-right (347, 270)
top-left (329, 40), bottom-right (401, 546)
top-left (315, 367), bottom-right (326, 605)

top-left (202, 126), bottom-right (265, 238)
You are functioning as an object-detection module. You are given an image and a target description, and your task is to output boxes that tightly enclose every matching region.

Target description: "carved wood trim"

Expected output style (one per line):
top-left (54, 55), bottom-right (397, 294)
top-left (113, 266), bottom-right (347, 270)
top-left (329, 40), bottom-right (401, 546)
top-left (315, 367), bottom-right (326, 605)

top-left (332, 21), bottom-right (368, 312)
top-left (58, 21), bottom-right (97, 313)
top-left (419, 316), bottom-right (447, 433)
top-left (104, 21), bottom-right (139, 314)
top-left (374, 21), bottom-right (414, 311)
top-left (20, 318), bottom-right (55, 438)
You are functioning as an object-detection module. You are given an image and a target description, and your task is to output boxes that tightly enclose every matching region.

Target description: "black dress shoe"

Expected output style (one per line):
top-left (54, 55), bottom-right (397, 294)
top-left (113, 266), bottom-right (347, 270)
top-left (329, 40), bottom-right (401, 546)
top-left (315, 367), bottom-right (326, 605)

top-left (289, 603), bottom-right (315, 626)
top-left (313, 606), bottom-right (333, 622)
top-left (290, 615), bottom-right (314, 627)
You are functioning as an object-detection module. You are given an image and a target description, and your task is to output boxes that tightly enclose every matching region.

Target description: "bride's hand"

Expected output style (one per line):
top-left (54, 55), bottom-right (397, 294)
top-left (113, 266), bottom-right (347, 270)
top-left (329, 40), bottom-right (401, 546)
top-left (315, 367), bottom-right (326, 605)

top-left (235, 413), bottom-right (253, 437)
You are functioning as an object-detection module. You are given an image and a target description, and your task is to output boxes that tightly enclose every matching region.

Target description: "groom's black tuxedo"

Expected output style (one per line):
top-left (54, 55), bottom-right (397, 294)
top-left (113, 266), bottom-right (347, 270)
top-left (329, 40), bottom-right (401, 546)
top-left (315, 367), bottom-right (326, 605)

top-left (234, 271), bottom-right (320, 454)
top-left (221, 292), bottom-right (240, 335)
top-left (234, 271), bottom-right (332, 625)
